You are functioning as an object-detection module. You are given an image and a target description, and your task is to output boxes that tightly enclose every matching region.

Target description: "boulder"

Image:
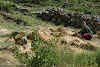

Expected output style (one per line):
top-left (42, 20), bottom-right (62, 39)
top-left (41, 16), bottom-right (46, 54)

top-left (37, 7), bottom-right (100, 30)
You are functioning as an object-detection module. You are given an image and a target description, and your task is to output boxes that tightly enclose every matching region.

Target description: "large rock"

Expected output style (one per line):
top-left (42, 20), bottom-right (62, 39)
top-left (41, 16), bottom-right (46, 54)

top-left (37, 7), bottom-right (100, 30)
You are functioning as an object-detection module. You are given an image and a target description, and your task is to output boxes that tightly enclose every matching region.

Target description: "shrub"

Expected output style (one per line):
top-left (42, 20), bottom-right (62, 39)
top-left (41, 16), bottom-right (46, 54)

top-left (27, 31), bottom-right (59, 67)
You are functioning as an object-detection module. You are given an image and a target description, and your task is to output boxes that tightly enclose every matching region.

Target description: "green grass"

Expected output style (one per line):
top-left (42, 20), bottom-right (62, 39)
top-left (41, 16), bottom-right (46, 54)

top-left (56, 47), bottom-right (99, 67)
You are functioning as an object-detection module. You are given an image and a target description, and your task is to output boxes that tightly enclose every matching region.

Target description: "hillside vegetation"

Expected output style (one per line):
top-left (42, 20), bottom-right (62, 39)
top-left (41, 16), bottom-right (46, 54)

top-left (0, 0), bottom-right (100, 67)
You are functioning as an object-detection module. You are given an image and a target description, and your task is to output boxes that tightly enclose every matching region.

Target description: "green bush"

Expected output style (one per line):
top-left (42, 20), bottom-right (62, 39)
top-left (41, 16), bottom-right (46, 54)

top-left (27, 31), bottom-right (59, 67)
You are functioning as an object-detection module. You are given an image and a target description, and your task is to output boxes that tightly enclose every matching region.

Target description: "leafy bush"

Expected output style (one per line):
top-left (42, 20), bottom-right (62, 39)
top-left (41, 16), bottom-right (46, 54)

top-left (27, 31), bottom-right (59, 67)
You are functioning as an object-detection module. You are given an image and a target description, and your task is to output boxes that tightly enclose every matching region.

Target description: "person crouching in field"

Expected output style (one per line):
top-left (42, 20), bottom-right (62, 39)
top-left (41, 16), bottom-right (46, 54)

top-left (73, 16), bottom-right (94, 40)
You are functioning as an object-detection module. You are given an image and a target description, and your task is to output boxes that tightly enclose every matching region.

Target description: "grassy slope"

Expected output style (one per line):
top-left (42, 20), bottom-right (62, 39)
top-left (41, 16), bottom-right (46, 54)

top-left (0, 0), bottom-right (100, 67)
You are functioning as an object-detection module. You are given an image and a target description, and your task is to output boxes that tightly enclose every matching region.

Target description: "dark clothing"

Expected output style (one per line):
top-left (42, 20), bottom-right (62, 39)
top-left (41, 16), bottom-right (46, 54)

top-left (79, 29), bottom-right (92, 40)
top-left (82, 33), bottom-right (92, 40)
